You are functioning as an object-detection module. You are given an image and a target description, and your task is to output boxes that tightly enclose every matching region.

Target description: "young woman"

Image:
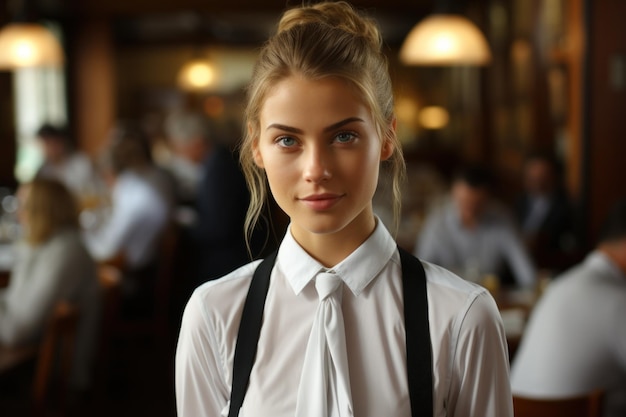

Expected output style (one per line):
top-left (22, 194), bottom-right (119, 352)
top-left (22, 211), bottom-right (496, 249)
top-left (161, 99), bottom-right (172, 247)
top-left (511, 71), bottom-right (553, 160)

top-left (175, 2), bottom-right (513, 416)
top-left (0, 178), bottom-right (100, 390)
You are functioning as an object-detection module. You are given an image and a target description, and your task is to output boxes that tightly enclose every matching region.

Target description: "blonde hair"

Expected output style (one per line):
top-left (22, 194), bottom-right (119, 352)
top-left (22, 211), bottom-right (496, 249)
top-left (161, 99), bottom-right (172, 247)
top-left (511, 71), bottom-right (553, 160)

top-left (240, 1), bottom-right (406, 244)
top-left (20, 178), bottom-right (79, 245)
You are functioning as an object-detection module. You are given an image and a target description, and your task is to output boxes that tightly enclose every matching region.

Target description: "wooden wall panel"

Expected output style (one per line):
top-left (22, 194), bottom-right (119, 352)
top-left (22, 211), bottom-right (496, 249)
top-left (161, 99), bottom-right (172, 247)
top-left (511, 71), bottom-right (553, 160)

top-left (587, 0), bottom-right (626, 240)
top-left (70, 20), bottom-right (116, 157)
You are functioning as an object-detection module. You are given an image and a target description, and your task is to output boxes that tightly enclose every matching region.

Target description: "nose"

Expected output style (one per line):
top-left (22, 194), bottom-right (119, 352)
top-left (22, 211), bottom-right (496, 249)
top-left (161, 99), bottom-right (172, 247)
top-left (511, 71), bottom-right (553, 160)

top-left (302, 145), bottom-right (332, 183)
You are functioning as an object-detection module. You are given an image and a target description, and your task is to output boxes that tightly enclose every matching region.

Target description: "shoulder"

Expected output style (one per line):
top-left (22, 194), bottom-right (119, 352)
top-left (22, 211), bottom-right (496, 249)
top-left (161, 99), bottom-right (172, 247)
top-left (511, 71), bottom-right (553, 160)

top-left (48, 230), bottom-right (94, 266)
top-left (421, 260), bottom-right (502, 331)
top-left (422, 260), bottom-right (489, 303)
top-left (43, 229), bottom-right (87, 254)
top-left (183, 260), bottom-right (263, 332)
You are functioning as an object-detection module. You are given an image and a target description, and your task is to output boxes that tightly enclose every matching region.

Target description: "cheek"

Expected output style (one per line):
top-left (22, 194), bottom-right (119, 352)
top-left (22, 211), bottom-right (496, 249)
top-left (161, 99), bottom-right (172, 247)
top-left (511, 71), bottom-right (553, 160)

top-left (260, 152), bottom-right (294, 194)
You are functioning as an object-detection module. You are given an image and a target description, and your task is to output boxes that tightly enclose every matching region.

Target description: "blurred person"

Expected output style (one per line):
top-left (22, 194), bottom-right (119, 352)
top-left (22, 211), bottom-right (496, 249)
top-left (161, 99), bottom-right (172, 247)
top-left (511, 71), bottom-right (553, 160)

top-left (415, 164), bottom-right (536, 288)
top-left (0, 178), bottom-right (100, 391)
top-left (84, 123), bottom-right (169, 314)
top-left (511, 199), bottom-right (626, 417)
top-left (162, 109), bottom-right (209, 206)
top-left (35, 123), bottom-right (105, 204)
top-left (515, 151), bottom-right (580, 270)
top-left (164, 110), bottom-right (265, 286)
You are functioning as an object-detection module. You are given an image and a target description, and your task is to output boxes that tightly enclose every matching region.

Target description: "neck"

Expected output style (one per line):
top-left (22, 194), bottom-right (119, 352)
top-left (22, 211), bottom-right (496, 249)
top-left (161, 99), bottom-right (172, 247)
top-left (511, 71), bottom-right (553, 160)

top-left (291, 210), bottom-right (377, 268)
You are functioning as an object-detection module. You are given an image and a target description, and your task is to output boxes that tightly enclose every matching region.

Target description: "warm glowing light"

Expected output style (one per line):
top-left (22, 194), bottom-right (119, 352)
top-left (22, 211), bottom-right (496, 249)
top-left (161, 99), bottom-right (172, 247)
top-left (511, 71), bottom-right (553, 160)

top-left (177, 59), bottom-right (218, 91)
top-left (395, 97), bottom-right (420, 123)
top-left (419, 106), bottom-right (450, 129)
top-left (15, 40), bottom-right (36, 61)
top-left (400, 14), bottom-right (491, 66)
top-left (0, 23), bottom-right (64, 68)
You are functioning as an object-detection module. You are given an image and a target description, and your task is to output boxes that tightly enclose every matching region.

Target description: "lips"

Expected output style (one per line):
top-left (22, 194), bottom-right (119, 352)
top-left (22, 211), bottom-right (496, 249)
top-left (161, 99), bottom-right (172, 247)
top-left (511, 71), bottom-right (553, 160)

top-left (299, 193), bottom-right (344, 210)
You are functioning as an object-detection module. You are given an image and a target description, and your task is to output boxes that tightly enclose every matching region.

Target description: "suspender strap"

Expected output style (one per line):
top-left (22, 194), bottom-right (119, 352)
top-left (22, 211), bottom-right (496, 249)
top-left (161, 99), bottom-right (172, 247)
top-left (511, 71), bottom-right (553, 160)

top-left (398, 246), bottom-right (434, 417)
top-left (228, 247), bottom-right (433, 417)
top-left (228, 250), bottom-right (277, 417)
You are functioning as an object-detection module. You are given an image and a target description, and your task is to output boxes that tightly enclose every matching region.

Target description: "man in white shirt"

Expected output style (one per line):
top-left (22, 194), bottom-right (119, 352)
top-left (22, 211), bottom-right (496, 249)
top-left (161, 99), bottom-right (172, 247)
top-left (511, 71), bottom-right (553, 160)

top-left (84, 127), bottom-right (169, 312)
top-left (511, 199), bottom-right (626, 417)
top-left (415, 165), bottom-right (536, 288)
top-left (176, 219), bottom-right (513, 417)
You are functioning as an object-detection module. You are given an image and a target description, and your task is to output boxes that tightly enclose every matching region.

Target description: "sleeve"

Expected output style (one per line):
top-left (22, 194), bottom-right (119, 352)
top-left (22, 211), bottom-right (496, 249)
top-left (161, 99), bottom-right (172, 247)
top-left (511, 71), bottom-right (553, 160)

top-left (84, 189), bottom-right (136, 262)
top-left (447, 291), bottom-right (514, 417)
top-left (176, 290), bottom-right (230, 417)
top-left (0, 241), bottom-right (76, 346)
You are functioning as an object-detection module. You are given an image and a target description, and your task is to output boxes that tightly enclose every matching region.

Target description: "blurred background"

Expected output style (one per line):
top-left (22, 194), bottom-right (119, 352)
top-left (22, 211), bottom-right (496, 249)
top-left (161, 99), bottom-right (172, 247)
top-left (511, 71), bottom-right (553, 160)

top-left (0, 0), bottom-right (624, 415)
top-left (1, 0), bottom-right (624, 246)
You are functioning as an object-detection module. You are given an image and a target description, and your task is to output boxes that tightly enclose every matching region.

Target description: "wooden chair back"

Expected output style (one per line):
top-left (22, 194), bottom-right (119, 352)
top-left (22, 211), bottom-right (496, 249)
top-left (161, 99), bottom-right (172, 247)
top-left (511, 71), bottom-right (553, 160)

top-left (97, 264), bottom-right (122, 338)
top-left (98, 222), bottom-right (179, 342)
top-left (513, 390), bottom-right (605, 417)
top-left (33, 301), bottom-right (80, 416)
top-left (0, 300), bottom-right (79, 415)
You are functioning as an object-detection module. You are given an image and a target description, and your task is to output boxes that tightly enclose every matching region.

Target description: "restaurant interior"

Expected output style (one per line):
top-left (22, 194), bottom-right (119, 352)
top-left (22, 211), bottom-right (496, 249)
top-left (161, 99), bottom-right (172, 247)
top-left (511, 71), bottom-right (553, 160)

top-left (0, 0), bottom-right (624, 416)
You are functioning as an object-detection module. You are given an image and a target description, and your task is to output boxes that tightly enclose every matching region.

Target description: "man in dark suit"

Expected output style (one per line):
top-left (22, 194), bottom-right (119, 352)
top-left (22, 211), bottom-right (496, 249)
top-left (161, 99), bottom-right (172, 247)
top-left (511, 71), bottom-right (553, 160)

top-left (515, 151), bottom-right (580, 271)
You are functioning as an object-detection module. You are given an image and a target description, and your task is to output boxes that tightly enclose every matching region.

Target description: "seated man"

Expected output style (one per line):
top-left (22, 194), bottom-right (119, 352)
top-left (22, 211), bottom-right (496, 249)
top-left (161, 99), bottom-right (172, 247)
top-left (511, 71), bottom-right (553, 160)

top-left (84, 124), bottom-right (169, 316)
top-left (414, 164), bottom-right (536, 288)
top-left (511, 199), bottom-right (626, 417)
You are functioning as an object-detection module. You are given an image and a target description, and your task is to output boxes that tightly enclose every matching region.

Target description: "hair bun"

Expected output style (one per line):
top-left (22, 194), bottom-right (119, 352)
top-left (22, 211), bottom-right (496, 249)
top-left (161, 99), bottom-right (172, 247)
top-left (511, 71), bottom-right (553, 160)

top-left (278, 1), bottom-right (382, 50)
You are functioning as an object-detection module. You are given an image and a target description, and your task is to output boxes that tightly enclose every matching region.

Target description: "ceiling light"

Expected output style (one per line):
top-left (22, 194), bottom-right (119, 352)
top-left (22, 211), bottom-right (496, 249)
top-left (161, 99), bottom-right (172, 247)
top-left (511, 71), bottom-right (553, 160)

top-left (0, 23), bottom-right (64, 69)
top-left (400, 14), bottom-right (491, 66)
top-left (177, 59), bottom-right (218, 92)
top-left (419, 106), bottom-right (450, 129)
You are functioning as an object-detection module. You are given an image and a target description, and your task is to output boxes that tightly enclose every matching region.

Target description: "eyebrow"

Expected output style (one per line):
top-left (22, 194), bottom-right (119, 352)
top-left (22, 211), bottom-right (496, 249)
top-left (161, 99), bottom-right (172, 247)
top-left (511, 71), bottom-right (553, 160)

top-left (266, 117), bottom-right (365, 134)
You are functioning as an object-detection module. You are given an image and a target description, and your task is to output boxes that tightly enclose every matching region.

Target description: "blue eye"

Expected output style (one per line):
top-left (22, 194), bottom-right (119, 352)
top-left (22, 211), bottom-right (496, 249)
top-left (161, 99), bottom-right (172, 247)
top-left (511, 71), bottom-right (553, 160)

top-left (277, 136), bottom-right (297, 147)
top-left (334, 132), bottom-right (356, 144)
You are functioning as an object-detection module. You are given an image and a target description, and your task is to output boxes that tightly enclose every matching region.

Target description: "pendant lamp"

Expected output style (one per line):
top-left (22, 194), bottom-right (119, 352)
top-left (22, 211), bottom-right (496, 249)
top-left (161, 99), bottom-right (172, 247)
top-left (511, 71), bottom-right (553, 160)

top-left (176, 58), bottom-right (218, 92)
top-left (399, 14), bottom-right (491, 66)
top-left (0, 0), bottom-right (64, 70)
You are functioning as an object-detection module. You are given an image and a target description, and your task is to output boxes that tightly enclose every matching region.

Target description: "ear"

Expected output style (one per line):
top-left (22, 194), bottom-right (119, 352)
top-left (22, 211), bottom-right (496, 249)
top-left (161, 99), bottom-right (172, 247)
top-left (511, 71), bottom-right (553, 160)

top-left (249, 124), bottom-right (264, 168)
top-left (380, 117), bottom-right (396, 161)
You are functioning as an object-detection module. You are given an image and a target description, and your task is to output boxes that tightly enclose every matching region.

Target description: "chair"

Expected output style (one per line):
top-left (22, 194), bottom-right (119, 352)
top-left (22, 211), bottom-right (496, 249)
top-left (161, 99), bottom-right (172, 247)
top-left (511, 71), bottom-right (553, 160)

top-left (32, 302), bottom-right (80, 415)
top-left (0, 300), bottom-right (80, 416)
top-left (513, 390), bottom-right (605, 417)
top-left (101, 221), bottom-right (179, 342)
top-left (93, 264), bottom-right (122, 397)
top-left (94, 225), bottom-right (178, 397)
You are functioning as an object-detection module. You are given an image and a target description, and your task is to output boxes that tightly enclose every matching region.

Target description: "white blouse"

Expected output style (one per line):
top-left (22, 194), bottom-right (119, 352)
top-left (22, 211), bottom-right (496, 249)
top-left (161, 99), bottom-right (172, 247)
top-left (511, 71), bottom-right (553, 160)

top-left (176, 221), bottom-right (513, 417)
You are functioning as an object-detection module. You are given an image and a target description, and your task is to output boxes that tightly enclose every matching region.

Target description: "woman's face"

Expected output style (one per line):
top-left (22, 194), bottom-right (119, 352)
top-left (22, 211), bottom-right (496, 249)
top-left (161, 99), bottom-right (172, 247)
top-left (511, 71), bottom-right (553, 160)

top-left (253, 75), bottom-right (393, 246)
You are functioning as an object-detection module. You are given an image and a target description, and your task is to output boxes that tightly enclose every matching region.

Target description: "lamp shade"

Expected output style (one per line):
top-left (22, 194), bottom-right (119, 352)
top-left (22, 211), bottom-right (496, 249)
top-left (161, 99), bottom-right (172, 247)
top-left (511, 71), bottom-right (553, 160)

top-left (0, 23), bottom-right (64, 69)
top-left (400, 14), bottom-right (491, 66)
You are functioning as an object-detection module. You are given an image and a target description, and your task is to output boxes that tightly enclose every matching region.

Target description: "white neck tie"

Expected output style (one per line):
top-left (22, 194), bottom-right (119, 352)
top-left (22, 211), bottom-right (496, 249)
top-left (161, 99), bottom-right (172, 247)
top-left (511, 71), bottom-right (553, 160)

top-left (295, 272), bottom-right (354, 417)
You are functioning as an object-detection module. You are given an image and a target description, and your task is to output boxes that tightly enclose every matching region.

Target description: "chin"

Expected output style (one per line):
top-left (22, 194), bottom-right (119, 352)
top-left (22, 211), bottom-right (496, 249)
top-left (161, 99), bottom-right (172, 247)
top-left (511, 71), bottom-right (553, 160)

top-left (293, 213), bottom-right (352, 236)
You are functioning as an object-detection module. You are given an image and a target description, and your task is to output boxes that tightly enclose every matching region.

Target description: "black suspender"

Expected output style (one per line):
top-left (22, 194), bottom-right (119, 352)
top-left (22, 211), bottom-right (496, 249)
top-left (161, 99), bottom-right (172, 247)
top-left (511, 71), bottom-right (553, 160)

top-left (228, 247), bottom-right (433, 417)
top-left (228, 250), bottom-right (277, 417)
top-left (398, 246), bottom-right (434, 417)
